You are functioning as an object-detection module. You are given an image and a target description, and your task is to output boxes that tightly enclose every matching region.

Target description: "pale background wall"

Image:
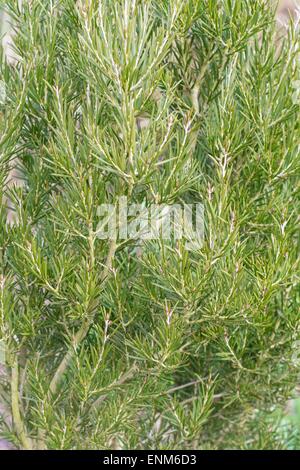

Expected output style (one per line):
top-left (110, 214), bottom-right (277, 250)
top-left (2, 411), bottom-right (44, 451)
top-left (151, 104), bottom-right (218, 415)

top-left (276, 0), bottom-right (300, 24)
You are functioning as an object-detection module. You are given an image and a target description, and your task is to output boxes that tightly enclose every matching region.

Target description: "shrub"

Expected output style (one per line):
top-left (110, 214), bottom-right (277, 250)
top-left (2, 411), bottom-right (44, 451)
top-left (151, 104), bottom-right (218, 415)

top-left (0, 0), bottom-right (299, 449)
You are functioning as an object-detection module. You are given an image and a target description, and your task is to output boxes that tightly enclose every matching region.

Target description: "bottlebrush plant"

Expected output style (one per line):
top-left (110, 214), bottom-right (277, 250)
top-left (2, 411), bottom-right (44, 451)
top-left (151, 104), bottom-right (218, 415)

top-left (0, 0), bottom-right (299, 450)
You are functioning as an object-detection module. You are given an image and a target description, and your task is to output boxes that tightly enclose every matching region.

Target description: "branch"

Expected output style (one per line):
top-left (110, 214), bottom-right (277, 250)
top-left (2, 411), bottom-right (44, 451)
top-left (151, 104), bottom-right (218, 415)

top-left (37, 239), bottom-right (117, 449)
top-left (51, 239), bottom-right (116, 392)
top-left (88, 365), bottom-right (138, 412)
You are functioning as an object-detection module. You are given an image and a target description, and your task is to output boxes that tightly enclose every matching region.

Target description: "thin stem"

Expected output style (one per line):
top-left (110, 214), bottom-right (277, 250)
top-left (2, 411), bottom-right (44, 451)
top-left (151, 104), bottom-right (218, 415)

top-left (191, 46), bottom-right (217, 116)
top-left (189, 46), bottom-right (217, 154)
top-left (11, 356), bottom-right (32, 450)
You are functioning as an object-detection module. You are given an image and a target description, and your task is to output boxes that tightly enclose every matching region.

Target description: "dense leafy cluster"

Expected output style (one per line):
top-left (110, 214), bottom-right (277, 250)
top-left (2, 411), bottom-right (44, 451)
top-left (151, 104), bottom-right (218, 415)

top-left (0, 0), bottom-right (299, 449)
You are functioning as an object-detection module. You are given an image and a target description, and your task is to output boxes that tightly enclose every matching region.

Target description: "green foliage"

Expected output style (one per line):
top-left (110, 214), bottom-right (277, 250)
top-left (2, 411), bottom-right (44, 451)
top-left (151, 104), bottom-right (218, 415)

top-left (0, 0), bottom-right (299, 449)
